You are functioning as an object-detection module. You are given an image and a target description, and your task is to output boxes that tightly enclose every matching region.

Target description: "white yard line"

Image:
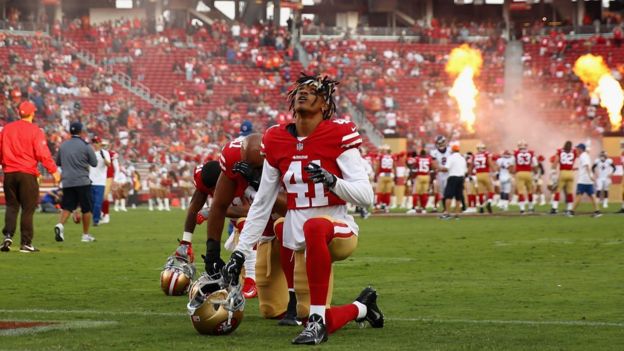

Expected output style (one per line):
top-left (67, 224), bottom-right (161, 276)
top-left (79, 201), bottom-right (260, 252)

top-left (389, 317), bottom-right (624, 328)
top-left (1, 309), bottom-right (622, 328)
top-left (0, 320), bottom-right (117, 336)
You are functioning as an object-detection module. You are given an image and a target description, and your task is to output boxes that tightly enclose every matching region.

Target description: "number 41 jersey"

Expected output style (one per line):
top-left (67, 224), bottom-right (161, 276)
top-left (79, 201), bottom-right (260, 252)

top-left (262, 119), bottom-right (362, 210)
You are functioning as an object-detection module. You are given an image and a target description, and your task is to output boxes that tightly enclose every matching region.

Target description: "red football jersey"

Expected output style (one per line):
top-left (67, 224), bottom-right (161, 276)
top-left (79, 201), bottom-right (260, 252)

top-left (219, 137), bottom-right (248, 199)
top-left (106, 150), bottom-right (117, 178)
top-left (262, 119), bottom-right (362, 210)
top-left (473, 152), bottom-right (491, 173)
top-left (514, 150), bottom-right (535, 172)
top-left (557, 148), bottom-right (577, 171)
top-left (406, 156), bottom-right (417, 168)
top-left (414, 156), bottom-right (432, 176)
top-left (193, 164), bottom-right (214, 196)
top-left (378, 154), bottom-right (394, 174)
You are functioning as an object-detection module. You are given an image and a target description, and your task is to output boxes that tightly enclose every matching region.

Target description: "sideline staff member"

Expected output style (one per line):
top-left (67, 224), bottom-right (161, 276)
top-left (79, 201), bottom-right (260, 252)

top-left (54, 122), bottom-right (98, 243)
top-left (0, 101), bottom-right (60, 253)
top-left (441, 144), bottom-right (467, 219)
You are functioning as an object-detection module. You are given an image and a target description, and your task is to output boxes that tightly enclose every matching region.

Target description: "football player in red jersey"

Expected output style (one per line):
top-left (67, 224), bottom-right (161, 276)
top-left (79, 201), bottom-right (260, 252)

top-left (473, 143), bottom-right (496, 214)
top-left (550, 141), bottom-right (577, 215)
top-left (221, 74), bottom-right (383, 345)
top-left (172, 160), bottom-right (222, 264)
top-left (406, 149), bottom-right (433, 214)
top-left (514, 140), bottom-right (538, 214)
top-left (375, 145), bottom-right (395, 211)
top-left (100, 145), bottom-right (116, 224)
top-left (619, 151), bottom-right (624, 214)
top-left (200, 133), bottom-right (290, 304)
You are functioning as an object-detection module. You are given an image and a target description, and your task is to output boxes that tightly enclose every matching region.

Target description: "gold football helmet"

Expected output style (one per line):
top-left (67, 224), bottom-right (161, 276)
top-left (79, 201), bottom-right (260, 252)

top-left (160, 256), bottom-right (195, 296)
top-left (187, 274), bottom-right (245, 335)
top-left (476, 143), bottom-right (486, 152)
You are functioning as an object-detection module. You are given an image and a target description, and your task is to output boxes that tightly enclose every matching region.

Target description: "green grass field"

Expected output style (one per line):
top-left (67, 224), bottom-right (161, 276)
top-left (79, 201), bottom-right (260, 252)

top-left (1, 207), bottom-right (623, 350)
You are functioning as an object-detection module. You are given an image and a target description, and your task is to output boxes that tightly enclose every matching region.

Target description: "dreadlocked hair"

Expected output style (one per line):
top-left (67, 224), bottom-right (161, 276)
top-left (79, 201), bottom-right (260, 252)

top-left (287, 73), bottom-right (339, 120)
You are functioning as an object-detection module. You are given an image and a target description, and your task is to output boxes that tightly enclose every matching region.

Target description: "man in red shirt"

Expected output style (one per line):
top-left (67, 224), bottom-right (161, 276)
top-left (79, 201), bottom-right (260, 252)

top-left (0, 101), bottom-right (60, 252)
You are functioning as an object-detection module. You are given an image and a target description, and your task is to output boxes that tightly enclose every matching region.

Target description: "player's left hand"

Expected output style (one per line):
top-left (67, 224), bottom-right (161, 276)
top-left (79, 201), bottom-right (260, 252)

top-left (305, 163), bottom-right (337, 188)
top-left (233, 161), bottom-right (260, 190)
top-left (221, 250), bottom-right (245, 287)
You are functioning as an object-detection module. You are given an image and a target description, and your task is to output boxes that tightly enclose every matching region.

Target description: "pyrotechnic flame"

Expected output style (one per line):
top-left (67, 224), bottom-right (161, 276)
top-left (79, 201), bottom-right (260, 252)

top-left (446, 44), bottom-right (483, 134)
top-left (573, 54), bottom-right (623, 132)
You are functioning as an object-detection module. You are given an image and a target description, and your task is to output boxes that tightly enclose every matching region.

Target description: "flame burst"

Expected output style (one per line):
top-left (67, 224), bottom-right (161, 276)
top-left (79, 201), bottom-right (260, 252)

top-left (445, 44), bottom-right (483, 134)
top-left (573, 54), bottom-right (624, 132)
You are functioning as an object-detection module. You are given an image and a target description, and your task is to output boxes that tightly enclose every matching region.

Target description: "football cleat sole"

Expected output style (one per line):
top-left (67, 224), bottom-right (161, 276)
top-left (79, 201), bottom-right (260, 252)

top-left (355, 286), bottom-right (384, 328)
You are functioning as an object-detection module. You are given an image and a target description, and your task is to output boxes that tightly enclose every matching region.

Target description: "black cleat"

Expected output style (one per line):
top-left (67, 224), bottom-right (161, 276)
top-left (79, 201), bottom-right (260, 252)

top-left (486, 202), bottom-right (493, 214)
top-left (291, 314), bottom-right (328, 345)
top-left (565, 210), bottom-right (575, 217)
top-left (279, 291), bottom-right (302, 326)
top-left (1, 235), bottom-right (12, 252)
top-left (591, 211), bottom-right (603, 218)
top-left (279, 314), bottom-right (302, 326)
top-left (550, 208), bottom-right (558, 215)
top-left (355, 286), bottom-right (384, 328)
top-left (616, 209), bottom-right (624, 214)
top-left (479, 207), bottom-right (484, 214)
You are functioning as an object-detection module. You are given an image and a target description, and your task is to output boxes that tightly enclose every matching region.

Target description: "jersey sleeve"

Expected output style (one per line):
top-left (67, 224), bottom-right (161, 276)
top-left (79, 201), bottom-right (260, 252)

top-left (235, 160), bottom-right (281, 258)
top-left (261, 125), bottom-right (279, 168)
top-left (219, 141), bottom-right (242, 180)
top-left (335, 120), bottom-right (362, 150)
top-left (333, 148), bottom-right (374, 207)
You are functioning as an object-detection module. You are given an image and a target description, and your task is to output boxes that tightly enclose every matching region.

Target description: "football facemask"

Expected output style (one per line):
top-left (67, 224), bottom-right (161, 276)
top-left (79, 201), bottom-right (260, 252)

top-left (160, 256), bottom-right (196, 296)
top-left (187, 273), bottom-right (245, 335)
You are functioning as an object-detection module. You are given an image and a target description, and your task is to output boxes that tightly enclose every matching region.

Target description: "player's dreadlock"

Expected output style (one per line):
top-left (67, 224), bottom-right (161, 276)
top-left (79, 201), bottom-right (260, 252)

top-left (287, 73), bottom-right (339, 120)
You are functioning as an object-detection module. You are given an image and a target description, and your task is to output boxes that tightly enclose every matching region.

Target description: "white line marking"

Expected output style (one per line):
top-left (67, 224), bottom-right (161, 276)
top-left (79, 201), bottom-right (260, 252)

top-left (0, 309), bottom-right (183, 317)
top-left (389, 317), bottom-right (624, 328)
top-left (1, 309), bottom-right (622, 328)
top-left (0, 320), bottom-right (117, 336)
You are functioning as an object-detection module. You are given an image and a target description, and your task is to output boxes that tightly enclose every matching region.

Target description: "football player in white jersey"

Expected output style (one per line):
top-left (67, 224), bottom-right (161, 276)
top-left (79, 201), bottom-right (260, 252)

top-left (496, 150), bottom-right (514, 211)
top-left (430, 135), bottom-right (452, 211)
top-left (593, 151), bottom-right (615, 209)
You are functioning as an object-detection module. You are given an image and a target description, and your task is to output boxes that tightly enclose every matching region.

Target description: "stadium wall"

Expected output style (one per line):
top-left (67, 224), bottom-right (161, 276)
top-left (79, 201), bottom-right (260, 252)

top-left (89, 8), bottom-right (147, 25)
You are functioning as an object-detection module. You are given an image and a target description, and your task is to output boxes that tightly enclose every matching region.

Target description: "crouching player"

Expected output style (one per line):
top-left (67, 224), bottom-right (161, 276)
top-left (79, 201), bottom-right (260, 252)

top-left (199, 134), bottom-right (290, 309)
top-left (221, 74), bottom-right (384, 345)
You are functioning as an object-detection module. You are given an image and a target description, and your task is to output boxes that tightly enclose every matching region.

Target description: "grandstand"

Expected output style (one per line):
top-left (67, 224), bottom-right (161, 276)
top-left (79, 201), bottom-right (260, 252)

top-left (1, 0), bottom-right (624, 204)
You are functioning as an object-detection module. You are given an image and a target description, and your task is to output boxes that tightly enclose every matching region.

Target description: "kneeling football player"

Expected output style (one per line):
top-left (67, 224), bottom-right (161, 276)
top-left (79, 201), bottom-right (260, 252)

top-left (222, 74), bottom-right (384, 345)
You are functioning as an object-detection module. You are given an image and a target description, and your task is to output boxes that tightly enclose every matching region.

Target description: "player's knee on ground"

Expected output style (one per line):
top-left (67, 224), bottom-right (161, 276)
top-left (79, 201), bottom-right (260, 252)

top-left (255, 237), bottom-right (288, 319)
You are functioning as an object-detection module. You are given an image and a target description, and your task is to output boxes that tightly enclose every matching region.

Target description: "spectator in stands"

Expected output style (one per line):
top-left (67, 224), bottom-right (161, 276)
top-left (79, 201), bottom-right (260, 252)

top-left (1, 101), bottom-right (61, 253)
top-left (613, 25), bottom-right (623, 48)
top-left (53, 122), bottom-right (98, 243)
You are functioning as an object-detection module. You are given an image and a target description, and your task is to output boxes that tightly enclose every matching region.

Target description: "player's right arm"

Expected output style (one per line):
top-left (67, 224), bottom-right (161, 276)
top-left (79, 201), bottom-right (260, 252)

top-left (233, 159), bottom-right (280, 258)
top-left (184, 190), bottom-right (208, 234)
top-left (221, 159), bottom-right (280, 286)
top-left (203, 172), bottom-right (237, 276)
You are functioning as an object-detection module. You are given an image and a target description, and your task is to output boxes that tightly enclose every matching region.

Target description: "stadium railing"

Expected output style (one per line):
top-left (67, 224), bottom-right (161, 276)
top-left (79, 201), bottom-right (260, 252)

top-left (0, 20), bottom-right (48, 33)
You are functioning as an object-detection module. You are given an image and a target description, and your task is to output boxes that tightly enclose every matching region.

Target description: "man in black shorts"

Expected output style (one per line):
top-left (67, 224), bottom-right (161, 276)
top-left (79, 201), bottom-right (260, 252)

top-left (54, 122), bottom-right (98, 242)
top-left (440, 145), bottom-right (467, 220)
